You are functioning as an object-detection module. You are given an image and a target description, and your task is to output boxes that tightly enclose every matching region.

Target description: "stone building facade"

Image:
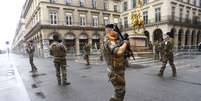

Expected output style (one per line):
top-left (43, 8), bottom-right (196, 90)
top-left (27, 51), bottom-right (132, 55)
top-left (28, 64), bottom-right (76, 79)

top-left (13, 0), bottom-right (121, 57)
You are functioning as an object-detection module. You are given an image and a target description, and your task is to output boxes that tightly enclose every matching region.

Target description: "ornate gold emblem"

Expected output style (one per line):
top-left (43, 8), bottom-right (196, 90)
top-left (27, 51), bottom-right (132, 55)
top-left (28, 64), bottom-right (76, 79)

top-left (130, 0), bottom-right (145, 34)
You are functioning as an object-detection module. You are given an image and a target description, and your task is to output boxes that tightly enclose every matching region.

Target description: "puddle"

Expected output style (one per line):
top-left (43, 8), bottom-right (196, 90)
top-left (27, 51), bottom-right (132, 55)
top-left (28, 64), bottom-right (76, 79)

top-left (32, 84), bottom-right (38, 89)
top-left (35, 92), bottom-right (46, 99)
top-left (32, 73), bottom-right (47, 78)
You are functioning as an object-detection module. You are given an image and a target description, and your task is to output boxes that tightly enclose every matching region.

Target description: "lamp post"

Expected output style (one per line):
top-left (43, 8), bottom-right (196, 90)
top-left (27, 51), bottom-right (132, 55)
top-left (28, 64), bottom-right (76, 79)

top-left (5, 41), bottom-right (9, 56)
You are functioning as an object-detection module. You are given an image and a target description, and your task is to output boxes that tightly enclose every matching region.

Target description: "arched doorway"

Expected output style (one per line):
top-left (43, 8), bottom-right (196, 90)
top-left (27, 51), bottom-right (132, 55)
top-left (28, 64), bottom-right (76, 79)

top-left (153, 29), bottom-right (163, 42)
top-left (178, 29), bottom-right (183, 48)
top-left (197, 31), bottom-right (201, 45)
top-left (144, 31), bottom-right (150, 47)
top-left (92, 34), bottom-right (100, 49)
top-left (185, 30), bottom-right (190, 48)
top-left (64, 32), bottom-right (76, 53)
top-left (79, 33), bottom-right (88, 54)
top-left (191, 30), bottom-right (196, 48)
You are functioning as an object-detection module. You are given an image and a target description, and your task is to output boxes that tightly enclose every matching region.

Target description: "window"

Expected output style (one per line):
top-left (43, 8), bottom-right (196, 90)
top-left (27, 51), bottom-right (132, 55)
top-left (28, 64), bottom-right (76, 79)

top-left (193, 12), bottom-right (197, 24)
top-left (185, 10), bottom-right (190, 23)
top-left (65, 13), bottom-right (73, 26)
top-left (193, 0), bottom-right (196, 6)
top-left (200, 0), bottom-right (201, 7)
top-left (114, 18), bottom-right (119, 24)
top-left (104, 2), bottom-right (108, 10)
top-left (65, 0), bottom-right (72, 5)
top-left (171, 7), bottom-right (175, 21)
top-left (49, 11), bottom-right (58, 25)
top-left (124, 17), bottom-right (128, 28)
top-left (80, 0), bottom-right (85, 7)
top-left (143, 11), bottom-right (148, 24)
top-left (143, 0), bottom-right (149, 5)
top-left (132, 0), bottom-right (136, 8)
top-left (179, 8), bottom-right (183, 22)
top-left (155, 8), bottom-right (161, 23)
top-left (92, 16), bottom-right (98, 27)
top-left (123, 2), bottom-right (128, 11)
top-left (50, 0), bottom-right (56, 3)
top-left (80, 15), bottom-right (86, 26)
top-left (104, 17), bottom-right (109, 25)
top-left (187, 0), bottom-right (190, 4)
top-left (114, 5), bottom-right (118, 12)
top-left (92, 0), bottom-right (96, 8)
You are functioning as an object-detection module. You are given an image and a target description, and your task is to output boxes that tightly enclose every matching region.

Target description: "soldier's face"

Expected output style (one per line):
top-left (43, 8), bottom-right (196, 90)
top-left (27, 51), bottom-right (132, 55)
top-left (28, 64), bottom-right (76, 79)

top-left (105, 28), bottom-right (113, 34)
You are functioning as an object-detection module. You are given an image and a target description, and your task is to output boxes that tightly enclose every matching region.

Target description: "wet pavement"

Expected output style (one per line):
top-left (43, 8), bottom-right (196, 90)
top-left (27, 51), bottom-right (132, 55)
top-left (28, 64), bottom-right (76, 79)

top-left (0, 54), bottom-right (30, 101)
top-left (1, 53), bottom-right (201, 101)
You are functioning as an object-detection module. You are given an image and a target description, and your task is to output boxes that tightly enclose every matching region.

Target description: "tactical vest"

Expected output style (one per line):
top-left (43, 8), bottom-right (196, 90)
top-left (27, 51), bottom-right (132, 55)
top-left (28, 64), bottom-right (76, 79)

top-left (164, 38), bottom-right (174, 56)
top-left (103, 37), bottom-right (125, 71)
top-left (50, 42), bottom-right (66, 57)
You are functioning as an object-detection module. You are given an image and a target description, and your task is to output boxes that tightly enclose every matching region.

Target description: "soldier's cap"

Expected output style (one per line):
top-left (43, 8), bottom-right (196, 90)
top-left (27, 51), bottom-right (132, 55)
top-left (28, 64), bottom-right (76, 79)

top-left (105, 24), bottom-right (114, 29)
top-left (166, 32), bottom-right (174, 38)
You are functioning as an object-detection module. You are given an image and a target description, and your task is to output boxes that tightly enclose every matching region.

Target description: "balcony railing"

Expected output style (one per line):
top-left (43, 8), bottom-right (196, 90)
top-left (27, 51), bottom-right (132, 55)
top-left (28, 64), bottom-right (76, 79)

top-left (122, 15), bottom-right (201, 30)
top-left (40, 20), bottom-right (107, 28)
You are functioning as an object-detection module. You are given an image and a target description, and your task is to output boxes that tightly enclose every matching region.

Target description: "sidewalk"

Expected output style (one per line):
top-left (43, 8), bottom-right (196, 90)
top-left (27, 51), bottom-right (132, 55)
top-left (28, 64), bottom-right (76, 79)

top-left (0, 54), bottom-right (30, 101)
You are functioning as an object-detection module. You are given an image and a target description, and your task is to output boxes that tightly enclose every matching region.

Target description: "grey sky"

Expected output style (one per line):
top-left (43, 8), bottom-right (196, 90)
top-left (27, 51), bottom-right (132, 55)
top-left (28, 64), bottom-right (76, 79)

top-left (0, 0), bottom-right (25, 50)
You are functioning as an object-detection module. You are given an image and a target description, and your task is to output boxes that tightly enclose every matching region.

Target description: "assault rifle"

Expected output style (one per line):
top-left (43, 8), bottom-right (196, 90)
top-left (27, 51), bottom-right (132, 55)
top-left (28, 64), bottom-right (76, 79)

top-left (113, 25), bottom-right (135, 60)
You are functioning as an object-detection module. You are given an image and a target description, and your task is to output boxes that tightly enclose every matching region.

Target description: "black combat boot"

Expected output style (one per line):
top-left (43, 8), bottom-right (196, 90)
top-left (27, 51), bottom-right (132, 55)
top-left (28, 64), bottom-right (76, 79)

top-left (62, 81), bottom-right (71, 86)
top-left (171, 65), bottom-right (177, 77)
top-left (58, 80), bottom-right (61, 86)
top-left (158, 69), bottom-right (164, 77)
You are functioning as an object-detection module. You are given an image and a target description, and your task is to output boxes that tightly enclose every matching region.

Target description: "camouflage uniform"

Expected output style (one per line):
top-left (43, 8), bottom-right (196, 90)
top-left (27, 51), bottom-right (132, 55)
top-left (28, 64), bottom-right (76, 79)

top-left (103, 36), bottom-right (126, 101)
top-left (26, 42), bottom-right (37, 72)
top-left (158, 38), bottom-right (177, 77)
top-left (49, 41), bottom-right (69, 85)
top-left (154, 41), bottom-right (160, 60)
top-left (83, 44), bottom-right (91, 65)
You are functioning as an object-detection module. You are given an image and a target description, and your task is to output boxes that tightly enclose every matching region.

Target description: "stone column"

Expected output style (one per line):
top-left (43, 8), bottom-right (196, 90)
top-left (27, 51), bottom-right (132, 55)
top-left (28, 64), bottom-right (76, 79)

top-left (110, 14), bottom-right (114, 24)
top-left (76, 38), bottom-right (80, 56)
top-left (99, 12), bottom-right (103, 27)
top-left (87, 11), bottom-right (91, 26)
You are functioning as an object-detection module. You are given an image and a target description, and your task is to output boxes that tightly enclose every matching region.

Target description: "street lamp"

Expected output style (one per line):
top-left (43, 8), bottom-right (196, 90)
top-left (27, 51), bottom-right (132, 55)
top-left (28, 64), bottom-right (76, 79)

top-left (5, 41), bottom-right (10, 56)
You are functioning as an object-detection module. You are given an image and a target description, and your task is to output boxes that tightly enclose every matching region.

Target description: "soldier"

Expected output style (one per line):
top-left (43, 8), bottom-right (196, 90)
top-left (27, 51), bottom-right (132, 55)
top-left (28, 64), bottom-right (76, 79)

top-left (26, 40), bottom-right (37, 72)
top-left (154, 40), bottom-right (160, 60)
top-left (159, 38), bottom-right (164, 61)
top-left (124, 33), bottom-right (130, 67)
top-left (158, 32), bottom-right (177, 77)
top-left (49, 33), bottom-right (71, 86)
top-left (83, 43), bottom-right (91, 65)
top-left (103, 24), bottom-right (129, 101)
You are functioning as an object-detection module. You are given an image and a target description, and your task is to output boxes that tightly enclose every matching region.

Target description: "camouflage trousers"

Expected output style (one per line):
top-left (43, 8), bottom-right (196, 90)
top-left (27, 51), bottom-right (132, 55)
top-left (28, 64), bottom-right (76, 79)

top-left (108, 70), bottom-right (126, 101)
top-left (84, 55), bottom-right (90, 65)
top-left (159, 54), bottom-right (176, 76)
top-left (29, 54), bottom-right (37, 71)
top-left (54, 59), bottom-right (67, 84)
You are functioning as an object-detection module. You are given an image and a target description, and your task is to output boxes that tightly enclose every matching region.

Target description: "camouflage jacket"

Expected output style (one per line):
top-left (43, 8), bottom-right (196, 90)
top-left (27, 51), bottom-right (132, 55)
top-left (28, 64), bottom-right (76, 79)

top-left (103, 35), bottom-right (126, 71)
top-left (163, 38), bottom-right (174, 57)
top-left (84, 44), bottom-right (91, 55)
top-left (26, 43), bottom-right (35, 55)
top-left (49, 41), bottom-right (67, 59)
